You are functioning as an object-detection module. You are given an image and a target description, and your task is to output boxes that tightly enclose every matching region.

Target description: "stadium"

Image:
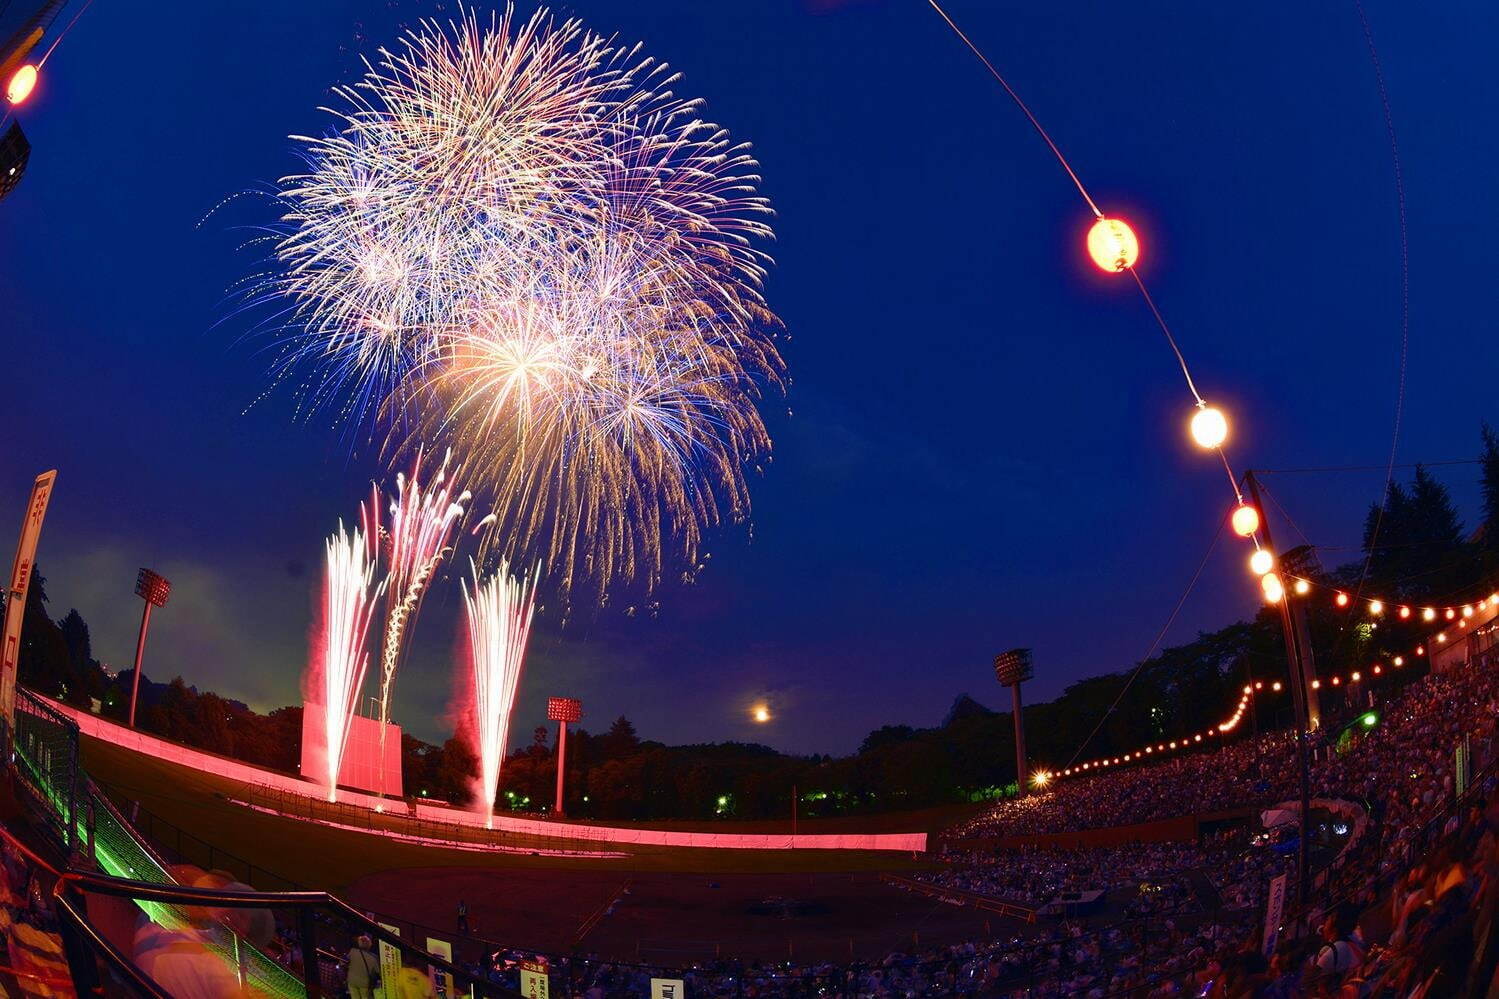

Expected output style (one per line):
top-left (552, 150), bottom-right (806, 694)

top-left (3, 0), bottom-right (1499, 997)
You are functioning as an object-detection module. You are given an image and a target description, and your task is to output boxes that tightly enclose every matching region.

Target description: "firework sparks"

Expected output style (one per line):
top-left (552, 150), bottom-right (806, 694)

top-left (368, 450), bottom-right (469, 794)
top-left (317, 520), bottom-right (384, 802)
top-left (262, 5), bottom-right (783, 600)
top-left (462, 558), bottom-right (536, 828)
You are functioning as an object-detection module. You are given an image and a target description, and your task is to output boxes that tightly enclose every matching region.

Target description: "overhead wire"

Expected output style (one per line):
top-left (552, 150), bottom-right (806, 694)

top-left (1345, 0), bottom-right (1412, 608)
top-left (1063, 516), bottom-right (1226, 770)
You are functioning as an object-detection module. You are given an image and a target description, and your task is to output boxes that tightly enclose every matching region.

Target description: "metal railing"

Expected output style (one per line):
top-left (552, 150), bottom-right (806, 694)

top-left (58, 868), bottom-right (525, 998)
top-left (13, 686), bottom-right (79, 851)
top-left (6, 687), bottom-right (525, 997)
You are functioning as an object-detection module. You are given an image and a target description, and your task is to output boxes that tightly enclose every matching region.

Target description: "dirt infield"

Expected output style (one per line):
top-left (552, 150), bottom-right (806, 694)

top-left (346, 867), bottom-right (1008, 964)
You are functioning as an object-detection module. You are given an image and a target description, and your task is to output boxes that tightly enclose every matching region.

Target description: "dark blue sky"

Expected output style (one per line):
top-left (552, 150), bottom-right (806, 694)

top-left (3, 1), bottom-right (1495, 755)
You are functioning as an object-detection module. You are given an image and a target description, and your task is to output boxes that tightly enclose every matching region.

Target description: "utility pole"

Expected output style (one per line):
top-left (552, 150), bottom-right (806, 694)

top-left (1244, 471), bottom-right (1312, 907)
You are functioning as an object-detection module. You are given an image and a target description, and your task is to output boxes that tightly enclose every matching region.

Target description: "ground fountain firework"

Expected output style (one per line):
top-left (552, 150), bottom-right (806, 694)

top-left (367, 451), bottom-right (468, 795)
top-left (461, 558), bottom-right (536, 827)
top-left (314, 520), bottom-right (383, 802)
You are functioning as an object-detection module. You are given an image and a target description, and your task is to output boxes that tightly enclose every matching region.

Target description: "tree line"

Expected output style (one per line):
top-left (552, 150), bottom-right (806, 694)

top-left (9, 426), bottom-right (1499, 821)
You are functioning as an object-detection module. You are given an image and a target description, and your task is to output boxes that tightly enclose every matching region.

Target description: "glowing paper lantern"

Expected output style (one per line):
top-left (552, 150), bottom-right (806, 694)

top-left (1189, 405), bottom-right (1229, 449)
top-left (1086, 217), bottom-right (1139, 272)
top-left (1261, 572), bottom-right (1284, 604)
top-left (1230, 504), bottom-right (1259, 537)
top-left (5, 65), bottom-right (37, 105)
top-left (1249, 548), bottom-right (1274, 576)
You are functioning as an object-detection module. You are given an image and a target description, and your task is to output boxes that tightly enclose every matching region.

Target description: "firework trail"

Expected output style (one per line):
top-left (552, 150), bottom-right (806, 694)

top-left (368, 450), bottom-right (469, 794)
top-left (462, 558), bottom-right (536, 827)
top-left (317, 520), bottom-right (384, 802)
top-left (262, 5), bottom-right (783, 600)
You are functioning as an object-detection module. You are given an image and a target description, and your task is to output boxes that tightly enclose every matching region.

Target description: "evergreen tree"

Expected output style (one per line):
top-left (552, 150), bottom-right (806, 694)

top-left (600, 716), bottom-right (639, 758)
top-left (1480, 424), bottom-right (1499, 552)
top-left (58, 609), bottom-right (92, 672)
top-left (16, 566), bottom-right (71, 700)
top-left (1362, 466), bottom-right (1468, 597)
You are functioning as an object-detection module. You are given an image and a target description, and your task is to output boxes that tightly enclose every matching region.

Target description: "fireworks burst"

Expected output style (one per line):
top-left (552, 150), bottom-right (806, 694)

top-left (462, 558), bottom-right (536, 827)
top-left (263, 4), bottom-right (784, 599)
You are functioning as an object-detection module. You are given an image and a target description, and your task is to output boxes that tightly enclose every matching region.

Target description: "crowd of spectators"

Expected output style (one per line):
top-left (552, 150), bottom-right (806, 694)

top-left (466, 657), bottom-right (1499, 998)
top-left (949, 734), bottom-right (1300, 843)
top-left (914, 841), bottom-right (1215, 909)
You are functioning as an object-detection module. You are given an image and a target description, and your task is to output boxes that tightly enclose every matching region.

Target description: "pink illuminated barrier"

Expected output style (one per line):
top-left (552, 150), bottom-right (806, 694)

top-left (52, 700), bottom-right (927, 853)
top-left (300, 702), bottom-right (403, 797)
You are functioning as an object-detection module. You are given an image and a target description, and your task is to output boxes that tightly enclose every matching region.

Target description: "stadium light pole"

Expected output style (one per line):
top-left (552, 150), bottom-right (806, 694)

top-left (547, 697), bottom-right (582, 817)
top-left (994, 649), bottom-right (1034, 795)
top-left (1244, 471), bottom-right (1312, 908)
top-left (127, 569), bottom-right (170, 728)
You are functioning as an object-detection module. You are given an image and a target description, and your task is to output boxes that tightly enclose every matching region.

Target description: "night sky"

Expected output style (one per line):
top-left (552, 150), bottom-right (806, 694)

top-left (3, 1), bottom-right (1496, 755)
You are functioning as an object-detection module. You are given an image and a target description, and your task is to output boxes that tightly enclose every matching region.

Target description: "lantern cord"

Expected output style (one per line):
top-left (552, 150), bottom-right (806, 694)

top-left (1127, 268), bottom-right (1204, 406)
top-left (1062, 516), bottom-right (1226, 771)
top-left (37, 0), bottom-right (94, 68)
top-left (925, 0), bottom-right (1103, 219)
top-left (1218, 449), bottom-right (1245, 506)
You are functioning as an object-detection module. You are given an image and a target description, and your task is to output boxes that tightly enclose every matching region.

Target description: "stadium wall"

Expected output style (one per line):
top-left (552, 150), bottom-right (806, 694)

top-left (48, 698), bottom-right (927, 853)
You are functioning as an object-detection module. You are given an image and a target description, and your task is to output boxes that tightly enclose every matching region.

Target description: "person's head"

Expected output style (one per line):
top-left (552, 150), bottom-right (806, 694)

top-left (358, 933), bottom-right (373, 949)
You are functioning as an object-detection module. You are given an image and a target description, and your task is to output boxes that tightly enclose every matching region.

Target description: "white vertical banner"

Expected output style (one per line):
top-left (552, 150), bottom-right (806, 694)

top-left (652, 978), bottom-right (686, 999)
top-left (1261, 873), bottom-right (1288, 956)
top-left (1, 471), bottom-right (56, 723)
top-left (426, 937), bottom-right (455, 998)
top-left (377, 922), bottom-right (404, 999)
top-left (520, 959), bottom-right (549, 999)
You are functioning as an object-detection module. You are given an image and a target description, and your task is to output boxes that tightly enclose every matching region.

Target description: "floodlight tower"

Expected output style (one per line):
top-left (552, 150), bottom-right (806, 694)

top-left (127, 568), bottom-right (170, 727)
top-left (547, 697), bottom-right (582, 817)
top-left (993, 649), bottom-right (1034, 794)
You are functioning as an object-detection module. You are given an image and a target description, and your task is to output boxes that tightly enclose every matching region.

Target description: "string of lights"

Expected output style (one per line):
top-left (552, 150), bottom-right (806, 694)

top-left (926, 2), bottom-right (1423, 806)
top-left (1041, 679), bottom-right (1286, 785)
top-left (926, 2), bottom-right (1244, 474)
top-left (923, 1), bottom-right (1306, 784)
top-left (1046, 578), bottom-right (1498, 784)
top-left (925, 0), bottom-right (1273, 609)
top-left (1281, 574), bottom-right (1499, 623)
